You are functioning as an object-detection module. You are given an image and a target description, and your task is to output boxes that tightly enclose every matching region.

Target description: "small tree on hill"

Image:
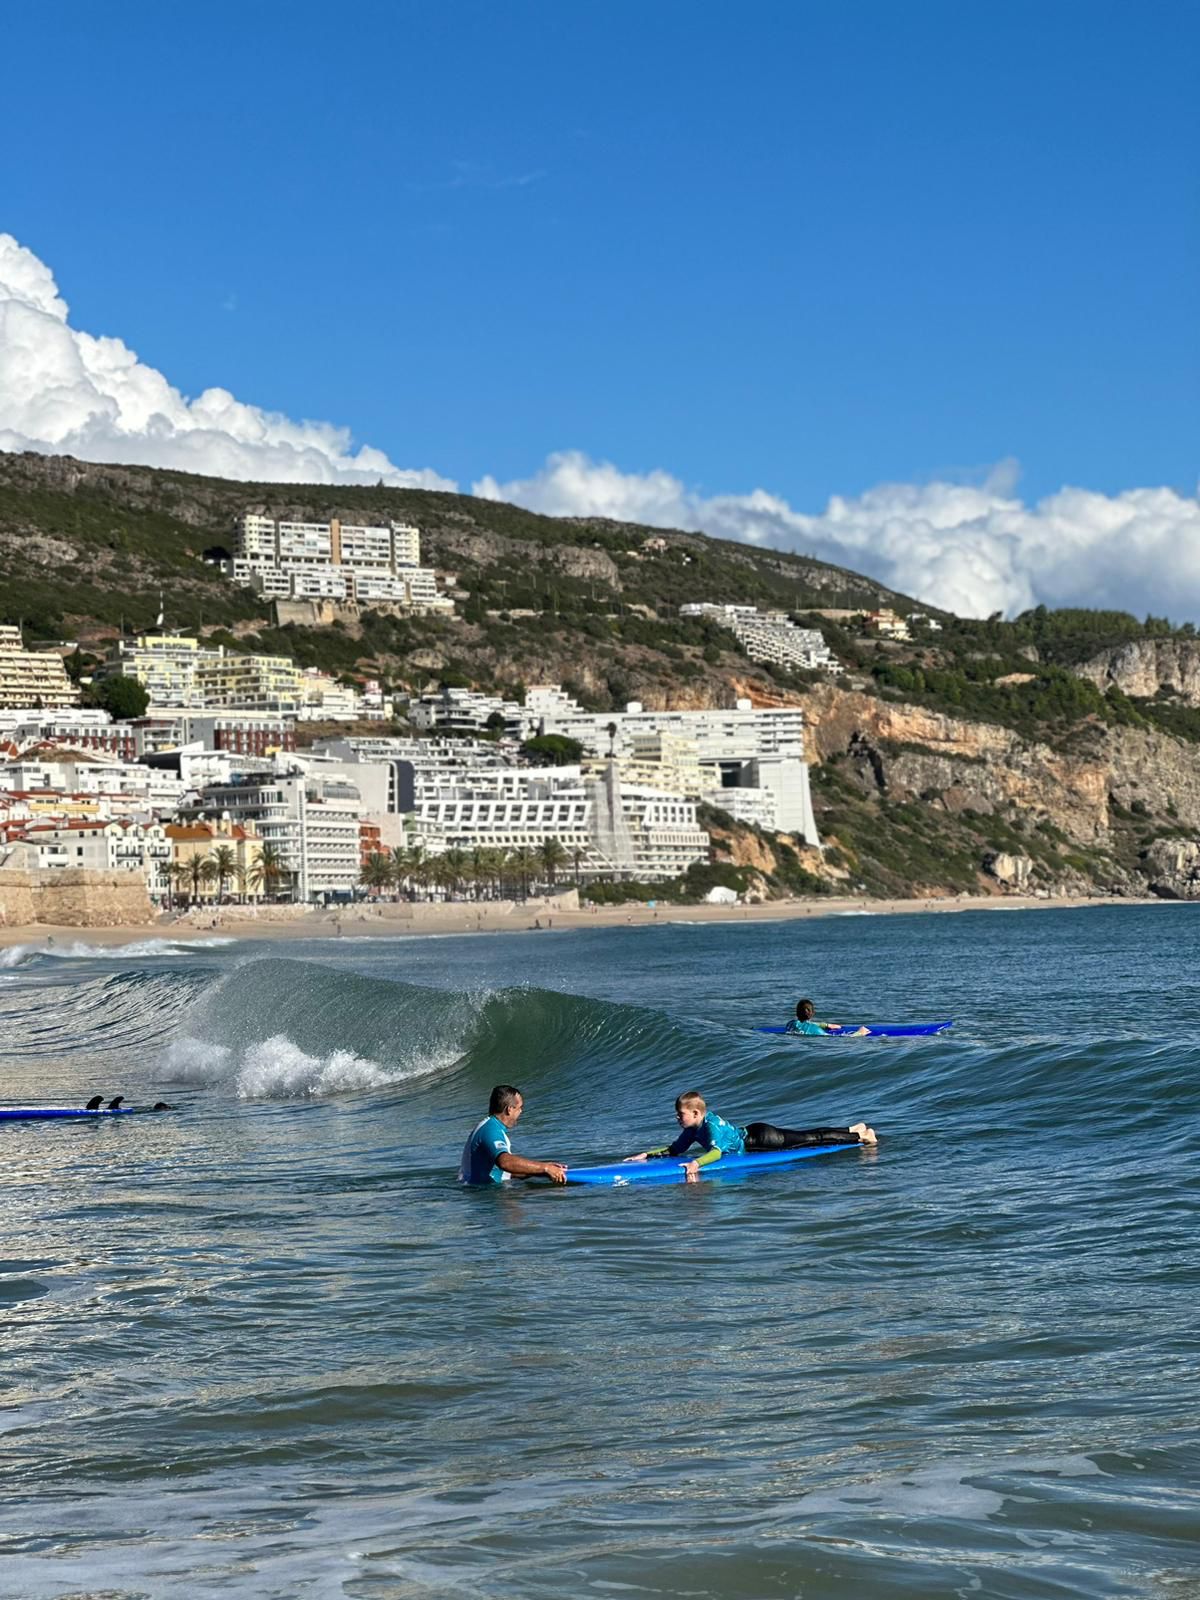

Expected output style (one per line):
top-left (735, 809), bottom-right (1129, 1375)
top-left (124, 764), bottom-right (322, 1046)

top-left (86, 675), bottom-right (150, 720)
top-left (520, 734), bottom-right (584, 766)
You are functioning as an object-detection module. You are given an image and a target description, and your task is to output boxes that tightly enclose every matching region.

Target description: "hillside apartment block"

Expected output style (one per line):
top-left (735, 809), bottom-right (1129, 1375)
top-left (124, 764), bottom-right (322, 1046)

top-left (224, 514), bottom-right (452, 610)
top-left (0, 626), bottom-right (79, 710)
top-left (98, 632), bottom-right (382, 722)
top-left (678, 604), bottom-right (843, 675)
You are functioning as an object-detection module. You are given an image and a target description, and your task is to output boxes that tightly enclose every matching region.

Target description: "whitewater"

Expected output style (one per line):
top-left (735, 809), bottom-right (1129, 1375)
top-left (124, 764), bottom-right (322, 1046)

top-left (1, 905), bottom-right (1197, 1598)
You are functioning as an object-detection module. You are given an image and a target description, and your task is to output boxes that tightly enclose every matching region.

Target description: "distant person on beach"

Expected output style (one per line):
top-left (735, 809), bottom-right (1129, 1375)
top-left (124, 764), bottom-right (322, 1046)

top-left (459, 1085), bottom-right (567, 1185)
top-left (624, 1090), bottom-right (876, 1183)
top-left (785, 998), bottom-right (868, 1037)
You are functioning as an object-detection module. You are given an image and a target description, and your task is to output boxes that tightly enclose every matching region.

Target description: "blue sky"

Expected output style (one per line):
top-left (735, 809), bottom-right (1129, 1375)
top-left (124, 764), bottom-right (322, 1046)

top-left (1, 1), bottom-right (1198, 616)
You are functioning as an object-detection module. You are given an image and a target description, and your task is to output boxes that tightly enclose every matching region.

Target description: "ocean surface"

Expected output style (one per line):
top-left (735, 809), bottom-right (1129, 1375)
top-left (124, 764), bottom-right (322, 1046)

top-left (1, 905), bottom-right (1198, 1599)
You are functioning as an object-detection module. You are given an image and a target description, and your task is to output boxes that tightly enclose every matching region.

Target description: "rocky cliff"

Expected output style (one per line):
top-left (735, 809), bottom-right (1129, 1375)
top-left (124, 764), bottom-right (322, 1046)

top-left (1074, 638), bottom-right (1200, 705)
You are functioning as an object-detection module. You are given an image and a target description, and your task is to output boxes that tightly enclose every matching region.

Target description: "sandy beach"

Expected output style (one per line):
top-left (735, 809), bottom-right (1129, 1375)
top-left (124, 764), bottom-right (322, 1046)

top-left (0, 888), bottom-right (1173, 953)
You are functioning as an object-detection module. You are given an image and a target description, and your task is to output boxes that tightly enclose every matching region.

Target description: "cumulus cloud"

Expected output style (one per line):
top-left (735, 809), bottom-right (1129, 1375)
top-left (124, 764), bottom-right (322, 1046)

top-left (5, 232), bottom-right (1197, 620)
top-left (475, 452), bottom-right (1200, 620)
top-left (0, 233), bottom-right (454, 490)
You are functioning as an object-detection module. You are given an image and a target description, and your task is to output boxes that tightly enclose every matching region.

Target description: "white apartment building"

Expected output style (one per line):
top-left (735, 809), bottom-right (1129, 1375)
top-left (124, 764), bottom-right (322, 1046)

top-left (195, 652), bottom-right (302, 714)
top-left (404, 760), bottom-right (710, 881)
top-left (701, 785), bottom-right (779, 831)
top-left (407, 687), bottom-right (534, 738)
top-left (228, 514), bottom-right (448, 611)
top-left (0, 708), bottom-right (135, 759)
top-left (532, 686), bottom-right (821, 846)
top-left (680, 604), bottom-right (841, 674)
top-left (0, 750), bottom-right (185, 814)
top-left (21, 820), bottom-right (173, 901)
top-left (297, 670), bottom-right (362, 723)
top-left (98, 633), bottom-right (215, 710)
top-left (312, 735), bottom-right (509, 813)
top-left (190, 771), bottom-right (363, 900)
top-left (0, 626), bottom-right (80, 710)
top-left (534, 689), bottom-right (809, 764)
top-left (130, 713), bottom-right (296, 759)
top-left (99, 635), bottom-right (361, 723)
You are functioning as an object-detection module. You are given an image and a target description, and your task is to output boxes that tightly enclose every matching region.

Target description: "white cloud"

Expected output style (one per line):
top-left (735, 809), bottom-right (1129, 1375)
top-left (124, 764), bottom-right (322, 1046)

top-left (475, 452), bottom-right (1200, 620)
top-left (4, 232), bottom-right (1197, 620)
top-left (0, 233), bottom-right (454, 490)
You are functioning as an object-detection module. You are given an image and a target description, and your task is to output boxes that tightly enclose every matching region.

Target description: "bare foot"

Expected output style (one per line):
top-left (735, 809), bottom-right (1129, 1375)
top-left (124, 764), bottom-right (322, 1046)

top-left (849, 1121), bottom-right (878, 1145)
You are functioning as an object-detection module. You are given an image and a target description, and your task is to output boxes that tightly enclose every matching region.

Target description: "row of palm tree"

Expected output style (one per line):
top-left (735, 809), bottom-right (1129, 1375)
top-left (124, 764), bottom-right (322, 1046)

top-left (360, 837), bottom-right (577, 902)
top-left (168, 842), bottom-right (292, 905)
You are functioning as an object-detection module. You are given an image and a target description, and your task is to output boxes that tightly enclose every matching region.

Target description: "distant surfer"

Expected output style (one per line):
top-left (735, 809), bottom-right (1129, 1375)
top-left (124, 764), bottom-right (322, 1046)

top-left (624, 1090), bottom-right (876, 1184)
top-left (785, 998), bottom-right (868, 1037)
top-left (459, 1085), bottom-right (567, 1185)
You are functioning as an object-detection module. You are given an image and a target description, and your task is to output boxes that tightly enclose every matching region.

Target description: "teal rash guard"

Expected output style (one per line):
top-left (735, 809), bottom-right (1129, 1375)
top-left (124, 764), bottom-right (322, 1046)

top-left (459, 1114), bottom-right (512, 1184)
top-left (785, 1019), bottom-right (827, 1035)
top-left (648, 1110), bottom-right (746, 1168)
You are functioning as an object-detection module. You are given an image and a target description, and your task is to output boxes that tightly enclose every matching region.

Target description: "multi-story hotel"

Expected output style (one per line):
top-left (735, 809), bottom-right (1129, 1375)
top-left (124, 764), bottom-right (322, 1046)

top-left (195, 651), bottom-right (302, 714)
top-left (679, 604), bottom-right (841, 674)
top-left (0, 626), bottom-right (80, 710)
top-left (227, 514), bottom-right (451, 611)
top-left (188, 770), bottom-right (364, 899)
top-left (98, 634), bottom-right (362, 722)
top-left (529, 686), bottom-right (820, 843)
top-left (97, 633), bottom-right (213, 709)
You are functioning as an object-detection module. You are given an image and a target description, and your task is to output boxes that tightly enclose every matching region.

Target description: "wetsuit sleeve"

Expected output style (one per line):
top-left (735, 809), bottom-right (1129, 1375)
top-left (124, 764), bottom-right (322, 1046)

top-left (691, 1146), bottom-right (724, 1166)
top-left (665, 1130), bottom-right (697, 1157)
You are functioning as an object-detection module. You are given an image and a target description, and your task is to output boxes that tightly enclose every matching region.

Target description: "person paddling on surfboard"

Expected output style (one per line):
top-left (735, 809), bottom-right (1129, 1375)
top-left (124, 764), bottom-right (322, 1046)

top-left (785, 998), bottom-right (868, 1037)
top-left (624, 1090), bottom-right (876, 1184)
top-left (459, 1085), bottom-right (567, 1186)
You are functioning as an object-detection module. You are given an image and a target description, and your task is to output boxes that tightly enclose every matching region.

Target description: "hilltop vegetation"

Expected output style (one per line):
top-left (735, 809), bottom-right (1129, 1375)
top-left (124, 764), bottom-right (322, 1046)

top-left (4, 448), bottom-right (1200, 902)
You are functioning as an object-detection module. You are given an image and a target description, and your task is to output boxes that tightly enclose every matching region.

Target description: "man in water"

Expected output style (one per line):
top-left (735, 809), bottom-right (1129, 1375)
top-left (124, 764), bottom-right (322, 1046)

top-left (786, 998), bottom-right (868, 1036)
top-left (459, 1084), bottom-right (568, 1185)
top-left (625, 1090), bottom-right (876, 1183)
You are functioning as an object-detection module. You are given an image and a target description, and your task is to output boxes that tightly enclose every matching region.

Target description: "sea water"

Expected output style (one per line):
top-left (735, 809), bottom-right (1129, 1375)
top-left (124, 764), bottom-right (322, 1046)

top-left (1, 905), bottom-right (1197, 1598)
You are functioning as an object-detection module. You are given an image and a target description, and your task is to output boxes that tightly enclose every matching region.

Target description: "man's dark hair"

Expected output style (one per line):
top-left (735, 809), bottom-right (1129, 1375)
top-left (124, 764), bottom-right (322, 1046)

top-left (489, 1084), bottom-right (522, 1115)
top-left (796, 998), bottom-right (815, 1020)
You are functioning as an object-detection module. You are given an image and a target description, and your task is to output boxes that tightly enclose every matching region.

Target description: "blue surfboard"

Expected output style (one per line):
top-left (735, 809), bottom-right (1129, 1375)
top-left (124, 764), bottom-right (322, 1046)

top-left (564, 1142), bottom-right (862, 1186)
top-left (0, 1106), bottom-right (155, 1122)
top-left (756, 1020), bottom-right (953, 1037)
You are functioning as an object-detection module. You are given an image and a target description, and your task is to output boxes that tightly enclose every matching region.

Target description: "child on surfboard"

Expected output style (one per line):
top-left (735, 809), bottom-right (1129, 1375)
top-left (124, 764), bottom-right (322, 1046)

top-left (785, 998), bottom-right (868, 1037)
top-left (624, 1090), bottom-right (877, 1183)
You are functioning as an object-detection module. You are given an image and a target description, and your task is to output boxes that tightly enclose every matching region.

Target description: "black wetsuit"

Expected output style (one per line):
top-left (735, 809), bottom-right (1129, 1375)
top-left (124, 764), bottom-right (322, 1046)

top-left (742, 1121), bottom-right (863, 1150)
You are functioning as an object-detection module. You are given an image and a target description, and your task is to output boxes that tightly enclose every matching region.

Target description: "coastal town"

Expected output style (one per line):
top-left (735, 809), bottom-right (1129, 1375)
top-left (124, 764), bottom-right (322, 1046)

top-left (0, 511), bottom-right (841, 926)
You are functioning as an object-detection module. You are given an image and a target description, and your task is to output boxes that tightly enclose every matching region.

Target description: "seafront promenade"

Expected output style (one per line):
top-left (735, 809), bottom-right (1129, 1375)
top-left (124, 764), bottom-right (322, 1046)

top-left (0, 887), bottom-right (1169, 952)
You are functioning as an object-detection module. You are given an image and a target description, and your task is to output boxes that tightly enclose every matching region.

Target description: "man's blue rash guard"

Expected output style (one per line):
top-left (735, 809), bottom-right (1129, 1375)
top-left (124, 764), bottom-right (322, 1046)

top-left (785, 1019), bottom-right (827, 1035)
top-left (649, 1111), bottom-right (746, 1168)
top-left (459, 1114), bottom-right (512, 1184)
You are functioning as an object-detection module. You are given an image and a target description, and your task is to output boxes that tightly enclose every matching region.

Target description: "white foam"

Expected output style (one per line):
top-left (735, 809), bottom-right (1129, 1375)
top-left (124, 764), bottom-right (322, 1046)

top-left (161, 1031), bottom-right (428, 1099)
top-left (43, 937), bottom-right (238, 959)
top-left (0, 944), bottom-right (34, 968)
top-left (778, 1453), bottom-right (1107, 1522)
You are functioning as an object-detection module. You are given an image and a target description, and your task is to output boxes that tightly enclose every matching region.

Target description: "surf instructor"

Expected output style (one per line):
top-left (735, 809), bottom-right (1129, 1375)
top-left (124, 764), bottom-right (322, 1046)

top-left (459, 1085), bottom-right (567, 1185)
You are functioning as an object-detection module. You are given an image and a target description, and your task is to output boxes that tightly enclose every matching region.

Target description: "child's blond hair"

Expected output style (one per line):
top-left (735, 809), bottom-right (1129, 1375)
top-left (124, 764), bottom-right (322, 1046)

top-left (674, 1090), bottom-right (706, 1114)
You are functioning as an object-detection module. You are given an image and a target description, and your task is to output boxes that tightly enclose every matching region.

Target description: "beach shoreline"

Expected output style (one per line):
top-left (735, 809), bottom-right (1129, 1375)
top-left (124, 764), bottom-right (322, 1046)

top-left (0, 889), bottom-right (1176, 952)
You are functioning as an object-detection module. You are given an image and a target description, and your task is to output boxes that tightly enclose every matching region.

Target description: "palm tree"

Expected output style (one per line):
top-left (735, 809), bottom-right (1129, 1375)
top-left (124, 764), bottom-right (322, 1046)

top-left (510, 845), bottom-right (537, 901)
top-left (360, 852), bottom-right (395, 899)
top-left (168, 860), bottom-right (192, 910)
top-left (539, 836), bottom-right (567, 890)
top-left (441, 847), bottom-right (469, 901)
top-left (572, 844), bottom-right (585, 887)
top-left (210, 843), bottom-right (238, 903)
top-left (470, 844), bottom-right (491, 901)
top-left (249, 842), bottom-right (290, 901)
top-left (606, 721), bottom-right (618, 757)
top-left (183, 852), bottom-right (217, 905)
top-left (396, 841), bottom-right (428, 901)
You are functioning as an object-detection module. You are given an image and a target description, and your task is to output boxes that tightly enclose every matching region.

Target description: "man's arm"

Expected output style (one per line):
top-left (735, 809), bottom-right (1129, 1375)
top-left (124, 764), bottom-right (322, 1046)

top-left (496, 1151), bottom-right (567, 1183)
